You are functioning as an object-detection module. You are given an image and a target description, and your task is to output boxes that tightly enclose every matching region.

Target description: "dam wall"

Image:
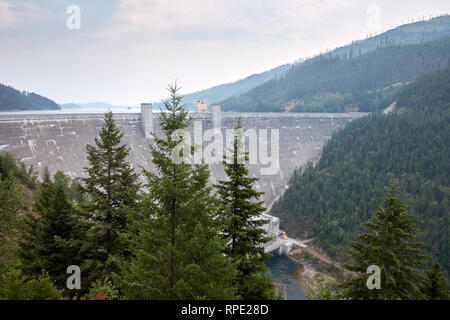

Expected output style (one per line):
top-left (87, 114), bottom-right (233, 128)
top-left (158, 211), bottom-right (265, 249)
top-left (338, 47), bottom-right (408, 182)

top-left (0, 111), bottom-right (367, 208)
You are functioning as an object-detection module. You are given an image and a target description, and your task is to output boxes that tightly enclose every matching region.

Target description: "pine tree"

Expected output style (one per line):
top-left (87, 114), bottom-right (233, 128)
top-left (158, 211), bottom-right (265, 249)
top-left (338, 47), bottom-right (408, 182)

top-left (119, 83), bottom-right (237, 299)
top-left (215, 119), bottom-right (276, 300)
top-left (81, 111), bottom-right (140, 280)
top-left (421, 262), bottom-right (449, 300)
top-left (340, 186), bottom-right (428, 299)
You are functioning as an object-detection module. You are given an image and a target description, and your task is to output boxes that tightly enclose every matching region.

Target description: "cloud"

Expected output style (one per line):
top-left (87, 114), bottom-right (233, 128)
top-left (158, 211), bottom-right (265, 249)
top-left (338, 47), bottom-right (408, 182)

top-left (0, 0), bottom-right (53, 30)
top-left (0, 1), bottom-right (18, 29)
top-left (2, 0), bottom-right (447, 105)
top-left (274, 0), bottom-right (351, 25)
top-left (96, 0), bottom-right (351, 44)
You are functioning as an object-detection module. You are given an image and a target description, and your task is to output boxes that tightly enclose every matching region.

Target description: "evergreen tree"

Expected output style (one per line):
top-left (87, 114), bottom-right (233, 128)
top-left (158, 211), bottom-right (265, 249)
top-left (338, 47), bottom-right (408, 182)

top-left (172, 164), bottom-right (237, 299)
top-left (215, 119), bottom-right (276, 300)
top-left (23, 271), bottom-right (64, 300)
top-left (19, 168), bottom-right (53, 276)
top-left (271, 67), bottom-right (450, 272)
top-left (81, 111), bottom-right (140, 280)
top-left (120, 83), bottom-right (237, 299)
top-left (421, 262), bottom-right (449, 300)
top-left (0, 269), bottom-right (63, 300)
top-left (19, 169), bottom-right (84, 295)
top-left (340, 186), bottom-right (428, 299)
top-left (0, 269), bottom-right (28, 300)
top-left (0, 171), bottom-right (21, 273)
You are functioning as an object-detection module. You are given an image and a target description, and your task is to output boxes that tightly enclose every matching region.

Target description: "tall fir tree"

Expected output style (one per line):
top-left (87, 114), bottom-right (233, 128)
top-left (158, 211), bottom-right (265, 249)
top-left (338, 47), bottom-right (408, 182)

top-left (119, 83), bottom-right (237, 299)
top-left (81, 111), bottom-right (140, 281)
top-left (340, 186), bottom-right (428, 299)
top-left (215, 119), bottom-right (276, 300)
top-left (421, 262), bottom-right (449, 300)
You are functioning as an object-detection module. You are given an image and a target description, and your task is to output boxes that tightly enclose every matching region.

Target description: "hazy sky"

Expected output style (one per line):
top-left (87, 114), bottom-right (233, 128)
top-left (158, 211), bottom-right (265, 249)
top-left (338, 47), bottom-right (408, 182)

top-left (1, 0), bottom-right (449, 105)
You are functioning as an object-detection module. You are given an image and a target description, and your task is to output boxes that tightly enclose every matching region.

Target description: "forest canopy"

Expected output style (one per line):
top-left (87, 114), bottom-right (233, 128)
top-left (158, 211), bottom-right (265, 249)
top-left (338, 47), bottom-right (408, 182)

top-left (270, 67), bottom-right (450, 275)
top-left (0, 83), bottom-right (60, 111)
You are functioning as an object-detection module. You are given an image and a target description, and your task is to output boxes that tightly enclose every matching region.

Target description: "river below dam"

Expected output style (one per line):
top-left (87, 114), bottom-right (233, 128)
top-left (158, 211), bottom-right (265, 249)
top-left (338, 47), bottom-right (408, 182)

top-left (265, 255), bottom-right (307, 300)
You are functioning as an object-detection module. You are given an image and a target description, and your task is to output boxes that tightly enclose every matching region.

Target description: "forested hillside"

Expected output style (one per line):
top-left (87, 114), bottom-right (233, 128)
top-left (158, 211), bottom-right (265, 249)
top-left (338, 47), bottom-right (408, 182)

top-left (153, 64), bottom-right (290, 111)
top-left (161, 16), bottom-right (450, 111)
top-left (326, 14), bottom-right (450, 59)
top-left (220, 38), bottom-right (450, 112)
top-left (0, 84), bottom-right (60, 111)
top-left (270, 68), bottom-right (450, 274)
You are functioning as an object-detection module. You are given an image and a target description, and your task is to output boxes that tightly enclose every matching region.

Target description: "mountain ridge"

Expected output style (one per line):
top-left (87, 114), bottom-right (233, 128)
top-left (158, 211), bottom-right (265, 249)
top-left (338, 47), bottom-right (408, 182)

top-left (270, 67), bottom-right (450, 274)
top-left (0, 83), bottom-right (60, 112)
top-left (218, 15), bottom-right (450, 112)
top-left (62, 15), bottom-right (450, 112)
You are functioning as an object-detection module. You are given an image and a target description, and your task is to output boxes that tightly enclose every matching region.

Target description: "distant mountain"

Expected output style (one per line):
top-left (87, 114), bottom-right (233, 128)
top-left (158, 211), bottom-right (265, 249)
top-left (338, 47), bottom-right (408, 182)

top-left (270, 67), bottom-right (450, 274)
top-left (60, 103), bottom-right (81, 109)
top-left (325, 14), bottom-right (450, 59)
top-left (220, 38), bottom-right (450, 112)
top-left (219, 15), bottom-right (450, 112)
top-left (59, 102), bottom-right (137, 111)
top-left (0, 83), bottom-right (60, 111)
top-left (75, 102), bottom-right (135, 109)
top-left (153, 64), bottom-right (291, 111)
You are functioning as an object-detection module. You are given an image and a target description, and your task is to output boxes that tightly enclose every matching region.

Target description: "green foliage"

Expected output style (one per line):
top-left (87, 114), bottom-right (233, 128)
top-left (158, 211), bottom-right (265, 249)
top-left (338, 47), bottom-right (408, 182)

top-left (271, 67), bottom-right (450, 275)
top-left (24, 271), bottom-right (65, 300)
top-left (215, 119), bottom-right (276, 300)
top-left (120, 83), bottom-right (237, 300)
top-left (81, 111), bottom-right (141, 281)
top-left (0, 83), bottom-right (60, 111)
top-left (19, 169), bottom-right (85, 296)
top-left (0, 171), bottom-right (22, 272)
top-left (305, 276), bottom-right (335, 300)
top-left (421, 262), bottom-right (449, 300)
top-left (85, 277), bottom-right (119, 300)
top-left (0, 151), bottom-right (37, 188)
top-left (340, 187), bottom-right (428, 300)
top-left (0, 269), bottom-right (63, 300)
top-left (221, 38), bottom-right (450, 112)
top-left (0, 269), bottom-right (28, 300)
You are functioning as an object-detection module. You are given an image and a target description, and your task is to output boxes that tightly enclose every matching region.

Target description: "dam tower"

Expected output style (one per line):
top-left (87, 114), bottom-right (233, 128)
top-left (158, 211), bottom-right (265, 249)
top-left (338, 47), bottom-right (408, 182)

top-left (211, 104), bottom-right (221, 128)
top-left (141, 103), bottom-right (153, 138)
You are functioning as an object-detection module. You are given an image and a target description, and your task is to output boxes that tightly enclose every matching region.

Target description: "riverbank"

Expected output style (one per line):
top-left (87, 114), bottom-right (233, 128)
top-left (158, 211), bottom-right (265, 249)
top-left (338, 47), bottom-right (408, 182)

top-left (286, 249), bottom-right (316, 288)
top-left (285, 245), bottom-right (344, 292)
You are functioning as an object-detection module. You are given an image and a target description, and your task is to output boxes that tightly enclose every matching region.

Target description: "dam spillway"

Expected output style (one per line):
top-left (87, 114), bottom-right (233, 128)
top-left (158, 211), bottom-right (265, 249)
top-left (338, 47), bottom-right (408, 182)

top-left (0, 110), bottom-right (367, 209)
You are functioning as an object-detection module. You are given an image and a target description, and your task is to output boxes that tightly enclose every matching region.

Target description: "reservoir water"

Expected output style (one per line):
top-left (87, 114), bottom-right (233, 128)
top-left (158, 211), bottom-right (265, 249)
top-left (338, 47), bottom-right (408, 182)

top-left (265, 254), bottom-right (306, 300)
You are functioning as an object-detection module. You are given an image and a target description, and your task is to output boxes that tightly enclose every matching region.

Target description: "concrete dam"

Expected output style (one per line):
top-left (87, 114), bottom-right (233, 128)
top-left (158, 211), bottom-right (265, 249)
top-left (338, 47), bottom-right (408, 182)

top-left (0, 107), bottom-right (366, 209)
top-left (0, 106), bottom-right (366, 253)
